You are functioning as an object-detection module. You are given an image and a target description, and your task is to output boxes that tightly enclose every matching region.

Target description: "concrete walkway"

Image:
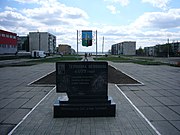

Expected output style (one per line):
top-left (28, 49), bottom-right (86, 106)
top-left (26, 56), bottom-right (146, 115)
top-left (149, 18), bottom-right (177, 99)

top-left (0, 63), bottom-right (55, 135)
top-left (81, 56), bottom-right (94, 61)
top-left (110, 62), bottom-right (180, 135)
top-left (0, 62), bottom-right (179, 135)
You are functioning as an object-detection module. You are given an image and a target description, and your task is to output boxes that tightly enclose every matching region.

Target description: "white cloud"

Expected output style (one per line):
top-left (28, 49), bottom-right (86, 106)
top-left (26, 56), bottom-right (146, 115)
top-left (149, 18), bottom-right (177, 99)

top-left (106, 5), bottom-right (120, 14)
top-left (142, 0), bottom-right (171, 10)
top-left (1, 0), bottom-right (180, 51)
top-left (0, 0), bottom-right (90, 48)
top-left (14, 0), bottom-right (40, 4)
top-left (105, 0), bottom-right (129, 6)
top-left (5, 6), bottom-right (17, 11)
top-left (131, 8), bottom-right (180, 29)
top-left (0, 10), bottom-right (25, 21)
top-left (21, 1), bottom-right (89, 27)
top-left (22, 2), bottom-right (88, 19)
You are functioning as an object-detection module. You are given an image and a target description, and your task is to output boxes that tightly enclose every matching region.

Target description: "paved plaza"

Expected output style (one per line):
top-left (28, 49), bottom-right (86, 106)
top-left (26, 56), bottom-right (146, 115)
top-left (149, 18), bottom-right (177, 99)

top-left (0, 61), bottom-right (180, 134)
top-left (0, 63), bottom-right (55, 135)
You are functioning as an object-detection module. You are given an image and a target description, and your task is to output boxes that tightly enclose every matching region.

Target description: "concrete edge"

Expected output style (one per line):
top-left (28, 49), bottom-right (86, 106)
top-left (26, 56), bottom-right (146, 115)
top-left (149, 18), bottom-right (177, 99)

top-left (115, 84), bottom-right (161, 135)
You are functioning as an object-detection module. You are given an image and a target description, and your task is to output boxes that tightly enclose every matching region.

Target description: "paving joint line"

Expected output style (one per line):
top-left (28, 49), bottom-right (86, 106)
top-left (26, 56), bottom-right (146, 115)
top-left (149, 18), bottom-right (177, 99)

top-left (8, 86), bottom-right (56, 135)
top-left (115, 84), bottom-right (161, 135)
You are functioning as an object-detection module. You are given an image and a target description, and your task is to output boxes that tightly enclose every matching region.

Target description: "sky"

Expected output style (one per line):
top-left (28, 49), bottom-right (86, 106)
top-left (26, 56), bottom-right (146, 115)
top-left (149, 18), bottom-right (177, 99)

top-left (0, 0), bottom-right (180, 52)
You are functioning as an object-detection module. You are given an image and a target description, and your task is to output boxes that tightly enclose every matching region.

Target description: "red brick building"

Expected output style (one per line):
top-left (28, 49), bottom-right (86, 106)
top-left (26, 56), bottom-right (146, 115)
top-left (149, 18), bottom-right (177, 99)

top-left (0, 29), bottom-right (17, 54)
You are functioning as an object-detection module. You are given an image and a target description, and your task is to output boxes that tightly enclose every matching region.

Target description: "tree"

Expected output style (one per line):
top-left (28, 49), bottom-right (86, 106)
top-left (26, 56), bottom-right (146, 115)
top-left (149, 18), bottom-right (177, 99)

top-left (108, 49), bottom-right (111, 55)
top-left (22, 36), bottom-right (29, 52)
top-left (136, 46), bottom-right (144, 56)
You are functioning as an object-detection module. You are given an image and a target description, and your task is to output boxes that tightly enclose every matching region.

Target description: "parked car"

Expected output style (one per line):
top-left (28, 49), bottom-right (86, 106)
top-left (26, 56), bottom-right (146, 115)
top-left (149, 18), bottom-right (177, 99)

top-left (31, 50), bottom-right (46, 58)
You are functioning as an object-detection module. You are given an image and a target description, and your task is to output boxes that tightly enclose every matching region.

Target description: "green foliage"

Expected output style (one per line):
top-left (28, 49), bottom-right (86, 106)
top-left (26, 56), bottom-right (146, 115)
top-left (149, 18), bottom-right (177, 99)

top-left (29, 56), bottom-right (81, 63)
top-left (132, 60), bottom-right (162, 65)
top-left (94, 56), bottom-right (130, 62)
top-left (136, 46), bottom-right (144, 56)
top-left (0, 56), bottom-right (19, 60)
top-left (94, 56), bottom-right (163, 65)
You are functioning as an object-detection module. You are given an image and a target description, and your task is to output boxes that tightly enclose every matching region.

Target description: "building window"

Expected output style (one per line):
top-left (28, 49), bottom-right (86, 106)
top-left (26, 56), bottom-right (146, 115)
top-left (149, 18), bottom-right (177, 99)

top-left (10, 35), bottom-right (13, 38)
top-left (13, 36), bottom-right (16, 39)
top-left (2, 34), bottom-right (5, 37)
top-left (6, 34), bottom-right (10, 38)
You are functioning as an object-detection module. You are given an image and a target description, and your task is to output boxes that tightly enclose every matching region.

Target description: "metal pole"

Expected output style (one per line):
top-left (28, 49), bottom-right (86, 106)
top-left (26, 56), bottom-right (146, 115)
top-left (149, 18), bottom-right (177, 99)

top-left (167, 38), bottom-right (169, 58)
top-left (38, 32), bottom-right (40, 51)
top-left (102, 36), bottom-right (104, 55)
top-left (77, 30), bottom-right (78, 57)
top-left (96, 30), bottom-right (97, 57)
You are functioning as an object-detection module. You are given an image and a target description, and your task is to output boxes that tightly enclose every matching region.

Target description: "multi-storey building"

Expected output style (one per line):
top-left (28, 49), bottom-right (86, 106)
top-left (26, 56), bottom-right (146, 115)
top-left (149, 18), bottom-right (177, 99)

top-left (145, 42), bottom-right (180, 57)
top-left (111, 41), bottom-right (136, 55)
top-left (29, 32), bottom-right (56, 54)
top-left (58, 44), bottom-right (71, 55)
top-left (0, 29), bottom-right (17, 54)
top-left (17, 36), bottom-right (29, 51)
top-left (144, 46), bottom-right (155, 56)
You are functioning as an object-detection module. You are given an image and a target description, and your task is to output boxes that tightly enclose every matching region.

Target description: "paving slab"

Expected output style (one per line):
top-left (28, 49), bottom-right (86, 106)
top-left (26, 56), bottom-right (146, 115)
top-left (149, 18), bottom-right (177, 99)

top-left (156, 90), bottom-right (175, 97)
top-left (109, 62), bottom-right (180, 134)
top-left (4, 99), bottom-right (29, 109)
top-left (0, 99), bottom-right (14, 108)
top-left (7, 92), bottom-right (26, 99)
top-left (0, 109), bottom-right (17, 123)
top-left (169, 106), bottom-right (180, 115)
top-left (144, 90), bottom-right (163, 97)
top-left (0, 61), bottom-right (179, 135)
top-left (152, 121), bottom-right (180, 135)
top-left (3, 109), bottom-right (30, 124)
top-left (0, 124), bottom-right (14, 135)
top-left (12, 84), bottom-right (157, 135)
top-left (138, 107), bottom-right (165, 121)
top-left (170, 121), bottom-right (180, 131)
top-left (153, 106), bottom-right (180, 120)
top-left (154, 97), bottom-right (179, 106)
top-left (0, 63), bottom-right (55, 135)
top-left (140, 96), bottom-right (164, 106)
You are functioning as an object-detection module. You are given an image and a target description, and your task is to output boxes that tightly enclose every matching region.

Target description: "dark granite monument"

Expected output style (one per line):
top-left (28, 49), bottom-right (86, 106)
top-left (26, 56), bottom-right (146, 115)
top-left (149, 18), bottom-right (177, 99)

top-left (54, 61), bottom-right (116, 117)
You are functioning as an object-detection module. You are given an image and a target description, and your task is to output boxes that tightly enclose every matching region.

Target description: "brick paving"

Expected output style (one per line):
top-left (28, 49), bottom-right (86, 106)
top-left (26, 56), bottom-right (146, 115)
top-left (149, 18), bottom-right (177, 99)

top-left (0, 61), bottom-right (179, 135)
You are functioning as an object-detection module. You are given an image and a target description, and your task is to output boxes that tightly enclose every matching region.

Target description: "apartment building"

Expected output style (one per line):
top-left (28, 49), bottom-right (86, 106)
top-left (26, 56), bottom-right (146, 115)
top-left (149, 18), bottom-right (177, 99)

top-left (111, 41), bottom-right (136, 55)
top-left (29, 32), bottom-right (56, 54)
top-left (0, 29), bottom-right (17, 54)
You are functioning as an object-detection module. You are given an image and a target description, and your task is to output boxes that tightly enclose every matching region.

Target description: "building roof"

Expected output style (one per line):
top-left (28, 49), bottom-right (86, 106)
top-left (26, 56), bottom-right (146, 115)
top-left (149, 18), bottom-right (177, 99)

top-left (0, 29), bottom-right (17, 35)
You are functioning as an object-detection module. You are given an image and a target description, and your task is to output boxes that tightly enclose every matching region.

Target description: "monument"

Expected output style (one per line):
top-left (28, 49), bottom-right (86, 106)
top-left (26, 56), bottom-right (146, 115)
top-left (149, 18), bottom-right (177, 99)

top-left (54, 61), bottom-right (116, 117)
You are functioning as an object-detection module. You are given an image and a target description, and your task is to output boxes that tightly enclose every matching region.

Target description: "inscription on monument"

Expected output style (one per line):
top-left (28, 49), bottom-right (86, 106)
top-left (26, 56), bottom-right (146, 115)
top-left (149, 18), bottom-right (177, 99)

top-left (56, 62), bottom-right (108, 97)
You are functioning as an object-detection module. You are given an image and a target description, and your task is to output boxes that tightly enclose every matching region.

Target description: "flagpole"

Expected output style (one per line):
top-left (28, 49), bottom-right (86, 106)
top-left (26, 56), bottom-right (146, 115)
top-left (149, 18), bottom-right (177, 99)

top-left (77, 30), bottom-right (78, 57)
top-left (96, 30), bottom-right (97, 58)
top-left (102, 36), bottom-right (104, 55)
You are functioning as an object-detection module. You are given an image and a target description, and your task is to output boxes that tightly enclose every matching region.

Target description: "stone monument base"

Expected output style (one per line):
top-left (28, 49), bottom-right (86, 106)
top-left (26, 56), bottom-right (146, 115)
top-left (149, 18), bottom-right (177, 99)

top-left (54, 96), bottom-right (116, 118)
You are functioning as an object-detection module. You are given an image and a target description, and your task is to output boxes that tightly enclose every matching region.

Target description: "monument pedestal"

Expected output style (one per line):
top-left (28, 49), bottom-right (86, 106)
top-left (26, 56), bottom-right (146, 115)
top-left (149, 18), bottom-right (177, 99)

top-left (54, 96), bottom-right (116, 117)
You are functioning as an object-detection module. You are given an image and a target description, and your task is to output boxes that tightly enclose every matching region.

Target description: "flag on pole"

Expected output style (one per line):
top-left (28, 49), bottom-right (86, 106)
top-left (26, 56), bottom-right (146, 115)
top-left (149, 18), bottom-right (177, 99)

top-left (82, 30), bottom-right (92, 47)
